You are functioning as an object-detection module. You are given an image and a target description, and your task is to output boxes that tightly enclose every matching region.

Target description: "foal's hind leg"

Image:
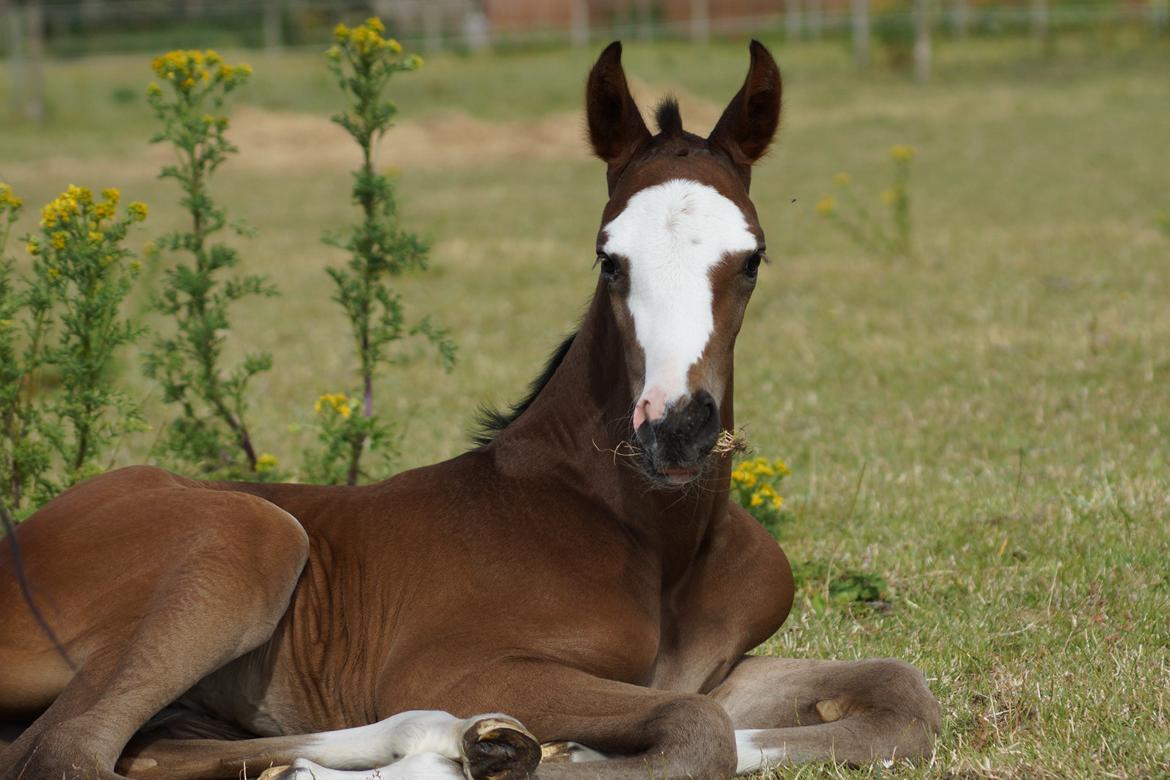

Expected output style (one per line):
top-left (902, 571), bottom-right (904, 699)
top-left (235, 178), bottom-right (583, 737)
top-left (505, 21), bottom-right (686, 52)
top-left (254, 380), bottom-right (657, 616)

top-left (709, 656), bottom-right (941, 771)
top-left (0, 470), bottom-right (309, 780)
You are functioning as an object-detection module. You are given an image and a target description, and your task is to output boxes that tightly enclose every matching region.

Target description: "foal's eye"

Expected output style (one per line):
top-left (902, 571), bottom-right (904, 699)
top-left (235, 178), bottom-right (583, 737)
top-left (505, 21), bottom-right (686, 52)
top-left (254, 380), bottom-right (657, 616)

top-left (744, 250), bottom-right (765, 280)
top-left (597, 253), bottom-right (620, 281)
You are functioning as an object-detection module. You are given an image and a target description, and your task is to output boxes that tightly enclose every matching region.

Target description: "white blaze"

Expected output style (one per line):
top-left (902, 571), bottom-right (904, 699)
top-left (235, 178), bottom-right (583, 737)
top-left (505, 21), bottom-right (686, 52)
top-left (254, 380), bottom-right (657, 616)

top-left (601, 179), bottom-right (756, 427)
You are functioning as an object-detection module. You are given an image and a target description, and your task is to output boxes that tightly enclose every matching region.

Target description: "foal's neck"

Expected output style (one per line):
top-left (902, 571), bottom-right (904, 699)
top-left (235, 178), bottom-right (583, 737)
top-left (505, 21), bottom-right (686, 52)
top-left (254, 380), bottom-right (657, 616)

top-left (496, 283), bottom-right (733, 577)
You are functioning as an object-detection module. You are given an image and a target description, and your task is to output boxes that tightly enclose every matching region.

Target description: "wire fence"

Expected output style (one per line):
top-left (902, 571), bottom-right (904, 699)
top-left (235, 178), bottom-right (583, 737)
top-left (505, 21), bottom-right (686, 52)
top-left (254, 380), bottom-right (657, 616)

top-left (1, 0), bottom-right (1167, 121)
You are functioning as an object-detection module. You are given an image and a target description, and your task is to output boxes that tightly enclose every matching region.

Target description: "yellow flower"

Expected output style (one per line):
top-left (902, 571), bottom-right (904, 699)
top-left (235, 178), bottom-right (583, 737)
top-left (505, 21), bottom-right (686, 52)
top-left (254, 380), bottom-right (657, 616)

top-left (128, 202), bottom-right (149, 222)
top-left (773, 458), bottom-right (790, 476)
top-left (93, 203), bottom-right (114, 220)
top-left (881, 188), bottom-right (898, 206)
top-left (326, 45), bottom-right (342, 61)
top-left (889, 144), bottom-right (916, 161)
top-left (50, 231), bottom-right (67, 250)
top-left (101, 188), bottom-right (120, 205)
top-left (0, 183), bottom-right (21, 211)
top-left (26, 240), bottom-right (40, 256)
top-left (816, 196), bottom-right (836, 216)
top-left (314, 392), bottom-right (352, 419)
top-left (67, 184), bottom-right (93, 204)
top-left (771, 495), bottom-right (784, 510)
top-left (47, 267), bottom-right (60, 280)
top-left (366, 17), bottom-right (385, 33)
top-left (405, 53), bottom-right (424, 69)
top-left (750, 492), bottom-right (764, 507)
top-left (334, 23), bottom-right (351, 41)
top-left (833, 172), bottom-right (850, 187)
top-left (181, 78), bottom-right (196, 90)
top-left (88, 231), bottom-right (103, 245)
top-left (386, 38), bottom-right (403, 54)
top-left (256, 453), bottom-right (279, 472)
top-left (238, 64), bottom-right (253, 77)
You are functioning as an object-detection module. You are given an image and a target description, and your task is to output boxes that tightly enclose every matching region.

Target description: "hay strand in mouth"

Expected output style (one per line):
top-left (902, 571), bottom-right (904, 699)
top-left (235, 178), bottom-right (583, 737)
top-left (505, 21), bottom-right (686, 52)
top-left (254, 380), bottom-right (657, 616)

top-left (712, 428), bottom-right (750, 457)
top-left (592, 438), bottom-right (644, 464)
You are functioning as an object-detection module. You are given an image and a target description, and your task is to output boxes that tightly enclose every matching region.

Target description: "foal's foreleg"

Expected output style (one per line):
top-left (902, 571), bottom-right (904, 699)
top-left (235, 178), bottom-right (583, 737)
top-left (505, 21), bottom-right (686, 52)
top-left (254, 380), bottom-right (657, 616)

top-left (124, 712), bottom-right (541, 780)
top-left (710, 657), bottom-right (941, 772)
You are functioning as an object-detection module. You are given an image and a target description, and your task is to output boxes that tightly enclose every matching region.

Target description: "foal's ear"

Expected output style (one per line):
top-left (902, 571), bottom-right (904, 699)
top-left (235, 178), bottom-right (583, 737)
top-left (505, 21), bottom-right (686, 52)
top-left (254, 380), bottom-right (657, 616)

top-left (708, 40), bottom-right (782, 183)
top-left (586, 42), bottom-right (651, 184)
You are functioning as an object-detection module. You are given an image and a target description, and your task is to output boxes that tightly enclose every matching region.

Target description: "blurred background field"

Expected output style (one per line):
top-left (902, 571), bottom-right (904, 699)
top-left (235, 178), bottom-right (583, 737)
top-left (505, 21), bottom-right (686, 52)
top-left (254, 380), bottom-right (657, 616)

top-left (2, 2), bottom-right (1170, 778)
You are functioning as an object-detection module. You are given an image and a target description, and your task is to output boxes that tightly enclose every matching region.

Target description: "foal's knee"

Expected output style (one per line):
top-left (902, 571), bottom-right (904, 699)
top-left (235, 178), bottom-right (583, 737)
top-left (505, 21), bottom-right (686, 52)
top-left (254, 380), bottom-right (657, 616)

top-left (858, 659), bottom-right (941, 755)
top-left (649, 694), bottom-right (737, 779)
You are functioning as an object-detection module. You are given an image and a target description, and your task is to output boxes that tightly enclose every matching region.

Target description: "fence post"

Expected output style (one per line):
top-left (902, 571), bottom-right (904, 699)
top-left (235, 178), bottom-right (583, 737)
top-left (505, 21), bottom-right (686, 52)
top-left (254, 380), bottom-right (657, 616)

top-left (1154, 0), bottom-right (1169, 29)
top-left (1030, 0), bottom-right (1049, 40)
top-left (263, 0), bottom-right (283, 50)
top-left (690, 0), bottom-right (709, 43)
top-left (422, 1), bottom-right (442, 52)
top-left (786, 0), bottom-right (804, 40)
top-left (808, 0), bottom-right (824, 37)
top-left (570, 0), bottom-right (590, 47)
top-left (950, 0), bottom-right (969, 37)
top-left (913, 0), bottom-right (931, 83)
top-left (852, 0), bottom-right (870, 67)
top-left (24, 0), bottom-right (44, 122)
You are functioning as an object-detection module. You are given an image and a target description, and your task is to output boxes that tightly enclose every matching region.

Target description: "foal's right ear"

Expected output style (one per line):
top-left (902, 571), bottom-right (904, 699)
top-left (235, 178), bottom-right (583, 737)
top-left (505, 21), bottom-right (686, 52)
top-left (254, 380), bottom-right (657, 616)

top-left (586, 42), bottom-right (651, 186)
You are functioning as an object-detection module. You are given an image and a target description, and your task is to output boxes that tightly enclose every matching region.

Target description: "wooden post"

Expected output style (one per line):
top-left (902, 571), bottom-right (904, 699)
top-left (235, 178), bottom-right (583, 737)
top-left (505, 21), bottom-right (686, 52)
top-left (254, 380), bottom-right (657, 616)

top-left (263, 0), bottom-right (282, 50)
top-left (635, 0), bottom-right (652, 39)
top-left (913, 0), bottom-right (931, 83)
top-left (1030, 0), bottom-right (1049, 41)
top-left (1154, 0), bottom-right (1169, 29)
top-left (2, 0), bottom-right (18, 117)
top-left (690, 0), bottom-right (709, 43)
top-left (25, 0), bottom-right (45, 123)
top-left (950, 0), bottom-right (969, 37)
top-left (852, 0), bottom-right (870, 67)
top-left (570, 0), bottom-right (589, 47)
top-left (422, 1), bottom-right (441, 52)
top-left (786, 0), bottom-right (804, 40)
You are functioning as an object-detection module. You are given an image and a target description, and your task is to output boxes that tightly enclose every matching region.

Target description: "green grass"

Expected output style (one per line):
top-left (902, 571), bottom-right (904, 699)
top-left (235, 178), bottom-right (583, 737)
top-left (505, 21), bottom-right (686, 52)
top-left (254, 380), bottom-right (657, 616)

top-left (2, 32), bottom-right (1169, 779)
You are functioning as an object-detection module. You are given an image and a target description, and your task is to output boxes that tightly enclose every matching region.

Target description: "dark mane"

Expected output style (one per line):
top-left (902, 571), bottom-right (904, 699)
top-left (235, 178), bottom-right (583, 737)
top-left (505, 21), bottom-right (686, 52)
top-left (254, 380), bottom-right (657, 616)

top-left (655, 96), bottom-right (683, 136)
top-left (471, 332), bottom-right (577, 447)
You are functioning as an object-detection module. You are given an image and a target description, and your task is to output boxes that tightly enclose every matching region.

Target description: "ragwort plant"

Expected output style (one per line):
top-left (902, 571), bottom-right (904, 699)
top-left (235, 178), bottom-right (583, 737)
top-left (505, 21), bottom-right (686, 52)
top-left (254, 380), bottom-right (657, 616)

top-left (817, 144), bottom-right (916, 258)
top-left (1, 184), bottom-right (148, 517)
top-left (143, 50), bottom-right (281, 479)
top-left (730, 455), bottom-right (791, 538)
top-left (306, 19), bottom-right (454, 486)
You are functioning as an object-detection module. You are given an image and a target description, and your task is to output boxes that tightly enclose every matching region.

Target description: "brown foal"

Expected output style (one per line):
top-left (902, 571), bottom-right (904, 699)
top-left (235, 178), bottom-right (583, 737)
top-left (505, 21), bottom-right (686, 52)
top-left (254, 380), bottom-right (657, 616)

top-left (0, 41), bottom-right (940, 780)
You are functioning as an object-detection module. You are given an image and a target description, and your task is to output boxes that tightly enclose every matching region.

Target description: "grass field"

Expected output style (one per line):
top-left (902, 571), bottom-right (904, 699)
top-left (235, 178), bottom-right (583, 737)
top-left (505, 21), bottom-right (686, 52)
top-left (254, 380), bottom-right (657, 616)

top-left (2, 30), bottom-right (1170, 779)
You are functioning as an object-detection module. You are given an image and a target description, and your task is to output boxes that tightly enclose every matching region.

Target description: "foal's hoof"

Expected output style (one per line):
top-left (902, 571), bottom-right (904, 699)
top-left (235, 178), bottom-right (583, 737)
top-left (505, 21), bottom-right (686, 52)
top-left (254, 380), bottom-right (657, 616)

top-left (461, 715), bottom-right (541, 780)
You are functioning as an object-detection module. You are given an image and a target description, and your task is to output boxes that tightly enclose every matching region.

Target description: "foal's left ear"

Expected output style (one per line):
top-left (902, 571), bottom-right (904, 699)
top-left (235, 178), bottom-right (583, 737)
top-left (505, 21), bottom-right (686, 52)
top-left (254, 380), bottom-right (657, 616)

top-left (708, 40), bottom-right (782, 186)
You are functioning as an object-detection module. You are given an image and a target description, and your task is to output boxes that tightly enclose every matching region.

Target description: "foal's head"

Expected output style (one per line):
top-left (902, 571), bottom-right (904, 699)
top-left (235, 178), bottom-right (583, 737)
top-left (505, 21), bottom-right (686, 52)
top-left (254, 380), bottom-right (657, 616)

top-left (587, 41), bottom-right (781, 486)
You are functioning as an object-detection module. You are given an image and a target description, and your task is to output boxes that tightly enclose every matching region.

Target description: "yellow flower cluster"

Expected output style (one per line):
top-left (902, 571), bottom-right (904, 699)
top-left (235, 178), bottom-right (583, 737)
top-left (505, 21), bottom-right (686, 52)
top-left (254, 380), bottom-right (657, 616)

top-left (333, 18), bottom-right (405, 58)
top-left (889, 144), bottom-right (916, 161)
top-left (816, 196), bottom-right (836, 216)
top-left (40, 185), bottom-right (146, 229)
top-left (833, 172), bottom-right (850, 187)
top-left (314, 392), bottom-right (353, 419)
top-left (150, 49), bottom-right (251, 93)
top-left (256, 453), bottom-right (279, 472)
top-left (0, 183), bottom-right (22, 213)
top-left (750, 483), bottom-right (784, 510)
top-left (732, 456), bottom-right (790, 487)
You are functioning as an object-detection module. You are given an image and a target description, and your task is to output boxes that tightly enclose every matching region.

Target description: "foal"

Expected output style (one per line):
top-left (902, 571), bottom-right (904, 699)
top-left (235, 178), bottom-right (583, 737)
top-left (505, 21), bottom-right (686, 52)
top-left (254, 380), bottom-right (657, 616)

top-left (0, 41), bottom-right (939, 780)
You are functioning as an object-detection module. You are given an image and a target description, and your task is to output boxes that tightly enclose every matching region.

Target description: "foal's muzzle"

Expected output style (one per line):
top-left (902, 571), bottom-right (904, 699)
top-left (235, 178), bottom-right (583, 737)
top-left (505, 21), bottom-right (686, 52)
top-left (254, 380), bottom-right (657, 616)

top-left (634, 390), bottom-right (720, 485)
